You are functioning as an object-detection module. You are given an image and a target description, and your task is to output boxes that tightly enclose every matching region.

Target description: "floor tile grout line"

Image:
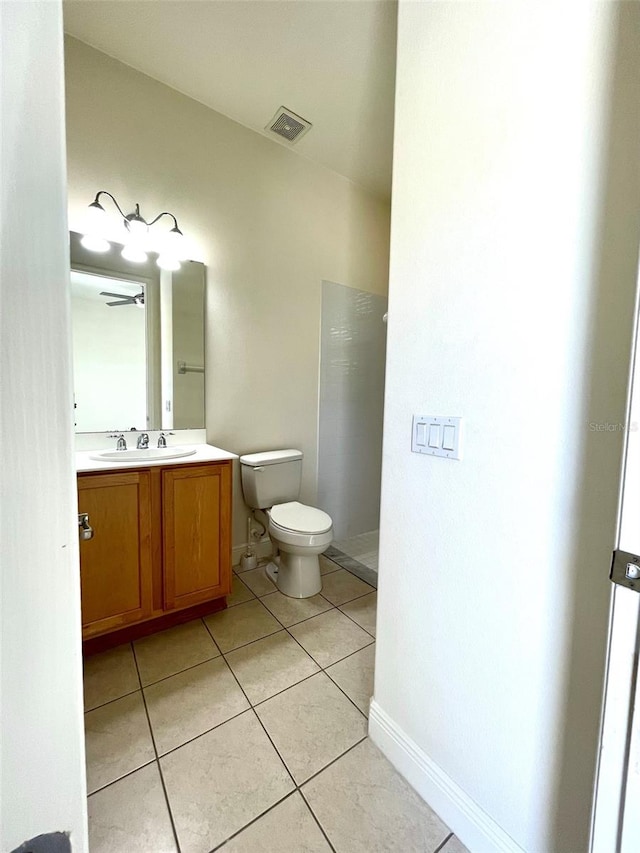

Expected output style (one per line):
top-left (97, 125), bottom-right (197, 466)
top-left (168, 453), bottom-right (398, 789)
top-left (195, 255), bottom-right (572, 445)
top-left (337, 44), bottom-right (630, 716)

top-left (133, 597), bottom-right (372, 680)
top-left (258, 593), bottom-right (334, 631)
top-left (138, 651), bottom-right (223, 691)
top-left (298, 787), bottom-right (338, 853)
top-left (221, 633), bottom-right (373, 717)
top-left (260, 601), bottom-right (340, 631)
top-left (280, 622), bottom-right (331, 671)
top-left (91, 625), bottom-right (372, 850)
top-left (86, 717), bottom-right (369, 817)
top-left (207, 598), bottom-right (355, 657)
top-left (284, 616), bottom-right (376, 673)
top-left (205, 595), bottom-right (288, 644)
top-left (201, 617), bottom-right (301, 793)
top-left (207, 791), bottom-right (297, 852)
top-left (208, 731), bottom-right (374, 853)
top-left (153, 706), bottom-right (251, 761)
top-left (231, 562), bottom-right (373, 630)
top-left (321, 638), bottom-right (376, 671)
top-left (226, 594), bottom-right (256, 609)
top-left (86, 756), bottom-right (158, 798)
top-left (207, 710), bottom-right (366, 850)
top-left (259, 587), bottom-right (333, 607)
top-left (86, 615), bottom-right (373, 718)
top-left (215, 606), bottom-right (374, 714)
top-left (335, 604), bottom-right (377, 640)
top-left (247, 668), bottom-right (322, 709)
top-left (87, 641), bottom-right (374, 780)
top-left (131, 642), bottom-right (182, 853)
top-left (434, 831), bottom-right (454, 853)
top-left (327, 586), bottom-right (376, 607)
top-left (84, 685), bottom-right (141, 714)
top-left (86, 600), bottom-right (376, 846)
top-left (210, 625), bottom-right (284, 655)
top-left (322, 666), bottom-right (370, 721)
top-left (211, 631), bottom-right (300, 791)
top-left (299, 734), bottom-right (369, 789)
top-left (324, 553), bottom-right (379, 588)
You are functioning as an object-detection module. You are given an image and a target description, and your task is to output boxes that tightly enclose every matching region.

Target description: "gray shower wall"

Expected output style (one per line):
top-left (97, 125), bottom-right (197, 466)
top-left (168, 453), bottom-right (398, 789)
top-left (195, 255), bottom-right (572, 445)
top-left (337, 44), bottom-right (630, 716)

top-left (317, 280), bottom-right (388, 543)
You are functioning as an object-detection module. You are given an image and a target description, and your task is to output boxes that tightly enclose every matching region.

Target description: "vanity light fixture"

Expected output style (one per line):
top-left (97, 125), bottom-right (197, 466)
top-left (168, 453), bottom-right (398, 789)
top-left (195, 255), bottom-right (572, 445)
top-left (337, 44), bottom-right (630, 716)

top-left (80, 191), bottom-right (187, 270)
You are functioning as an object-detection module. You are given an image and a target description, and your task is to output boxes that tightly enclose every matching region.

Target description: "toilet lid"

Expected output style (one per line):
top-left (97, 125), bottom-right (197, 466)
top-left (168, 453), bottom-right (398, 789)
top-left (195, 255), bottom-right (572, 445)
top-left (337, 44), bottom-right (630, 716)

top-left (270, 502), bottom-right (332, 534)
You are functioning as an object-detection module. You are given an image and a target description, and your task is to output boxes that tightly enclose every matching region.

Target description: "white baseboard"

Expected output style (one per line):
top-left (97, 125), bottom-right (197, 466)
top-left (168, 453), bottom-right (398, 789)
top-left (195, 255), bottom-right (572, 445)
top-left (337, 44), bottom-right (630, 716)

top-left (368, 700), bottom-right (524, 853)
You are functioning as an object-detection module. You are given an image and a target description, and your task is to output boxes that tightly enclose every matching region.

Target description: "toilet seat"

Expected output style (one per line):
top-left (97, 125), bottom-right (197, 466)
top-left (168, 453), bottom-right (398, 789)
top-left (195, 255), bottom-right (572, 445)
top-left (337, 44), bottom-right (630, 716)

top-left (269, 501), bottom-right (332, 535)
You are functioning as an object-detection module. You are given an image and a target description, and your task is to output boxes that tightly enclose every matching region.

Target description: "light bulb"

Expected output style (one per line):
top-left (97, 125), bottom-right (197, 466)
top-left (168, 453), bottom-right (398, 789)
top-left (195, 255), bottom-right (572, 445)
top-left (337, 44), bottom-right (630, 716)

top-left (80, 234), bottom-right (110, 253)
top-left (164, 227), bottom-right (187, 261)
top-left (157, 254), bottom-right (181, 272)
top-left (84, 201), bottom-right (107, 231)
top-left (81, 200), bottom-right (109, 251)
top-left (127, 216), bottom-right (148, 238)
top-left (121, 243), bottom-right (148, 263)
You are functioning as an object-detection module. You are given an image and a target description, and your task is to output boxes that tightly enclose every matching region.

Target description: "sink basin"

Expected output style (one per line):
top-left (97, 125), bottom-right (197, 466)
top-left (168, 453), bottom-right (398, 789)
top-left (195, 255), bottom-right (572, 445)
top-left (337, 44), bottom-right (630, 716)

top-left (90, 447), bottom-right (198, 462)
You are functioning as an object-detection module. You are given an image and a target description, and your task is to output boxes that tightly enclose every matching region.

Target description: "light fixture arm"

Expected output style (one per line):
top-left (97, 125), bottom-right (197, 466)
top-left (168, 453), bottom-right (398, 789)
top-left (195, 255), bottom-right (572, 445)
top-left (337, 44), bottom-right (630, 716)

top-left (92, 190), bottom-right (129, 220)
top-left (147, 211), bottom-right (182, 233)
top-left (92, 192), bottom-right (181, 233)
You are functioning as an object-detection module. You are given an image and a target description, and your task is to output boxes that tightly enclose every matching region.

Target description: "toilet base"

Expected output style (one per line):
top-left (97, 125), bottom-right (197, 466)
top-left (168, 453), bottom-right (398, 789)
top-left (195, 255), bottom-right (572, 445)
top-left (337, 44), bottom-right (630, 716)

top-left (268, 552), bottom-right (322, 599)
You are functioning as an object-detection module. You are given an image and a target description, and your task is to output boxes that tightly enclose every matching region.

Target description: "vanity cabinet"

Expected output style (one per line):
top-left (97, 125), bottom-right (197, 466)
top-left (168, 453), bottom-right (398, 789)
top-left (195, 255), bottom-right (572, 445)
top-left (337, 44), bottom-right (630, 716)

top-left (78, 460), bottom-right (232, 644)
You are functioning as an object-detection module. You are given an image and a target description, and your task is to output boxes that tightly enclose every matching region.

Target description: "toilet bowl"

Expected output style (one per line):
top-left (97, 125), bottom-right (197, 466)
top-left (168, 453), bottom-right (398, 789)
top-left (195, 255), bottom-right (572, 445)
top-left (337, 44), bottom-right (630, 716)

top-left (239, 450), bottom-right (333, 599)
top-left (267, 502), bottom-right (333, 598)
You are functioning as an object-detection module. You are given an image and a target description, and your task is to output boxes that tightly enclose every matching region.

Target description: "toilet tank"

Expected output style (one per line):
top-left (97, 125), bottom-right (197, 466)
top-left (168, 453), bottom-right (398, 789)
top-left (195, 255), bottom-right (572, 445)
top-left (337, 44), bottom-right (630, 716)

top-left (240, 449), bottom-right (303, 509)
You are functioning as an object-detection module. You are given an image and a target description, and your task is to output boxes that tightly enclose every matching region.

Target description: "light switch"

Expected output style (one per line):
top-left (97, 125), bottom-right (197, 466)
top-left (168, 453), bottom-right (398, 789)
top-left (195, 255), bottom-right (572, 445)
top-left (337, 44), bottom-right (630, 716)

top-left (442, 425), bottom-right (455, 451)
top-left (411, 415), bottom-right (463, 459)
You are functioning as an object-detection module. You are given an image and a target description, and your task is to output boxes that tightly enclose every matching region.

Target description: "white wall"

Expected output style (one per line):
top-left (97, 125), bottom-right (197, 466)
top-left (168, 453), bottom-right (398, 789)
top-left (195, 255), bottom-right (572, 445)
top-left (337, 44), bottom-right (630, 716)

top-left (372, 3), bottom-right (640, 853)
top-left (63, 37), bottom-right (391, 547)
top-left (1, 2), bottom-right (88, 850)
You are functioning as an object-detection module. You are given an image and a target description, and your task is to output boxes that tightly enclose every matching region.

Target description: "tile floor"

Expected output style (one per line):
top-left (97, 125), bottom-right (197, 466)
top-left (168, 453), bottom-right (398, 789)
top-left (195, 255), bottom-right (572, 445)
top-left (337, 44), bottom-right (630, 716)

top-left (84, 554), bottom-right (467, 853)
top-left (332, 530), bottom-right (380, 573)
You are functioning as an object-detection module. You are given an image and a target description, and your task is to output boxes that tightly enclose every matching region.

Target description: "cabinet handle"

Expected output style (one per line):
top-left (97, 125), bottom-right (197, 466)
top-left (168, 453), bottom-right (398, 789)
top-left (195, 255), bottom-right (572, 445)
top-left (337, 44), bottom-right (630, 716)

top-left (78, 512), bottom-right (94, 541)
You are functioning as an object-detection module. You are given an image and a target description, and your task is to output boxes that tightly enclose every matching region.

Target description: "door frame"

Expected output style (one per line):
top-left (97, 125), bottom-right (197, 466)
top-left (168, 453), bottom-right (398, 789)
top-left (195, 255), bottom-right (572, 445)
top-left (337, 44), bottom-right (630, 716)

top-left (591, 268), bottom-right (640, 852)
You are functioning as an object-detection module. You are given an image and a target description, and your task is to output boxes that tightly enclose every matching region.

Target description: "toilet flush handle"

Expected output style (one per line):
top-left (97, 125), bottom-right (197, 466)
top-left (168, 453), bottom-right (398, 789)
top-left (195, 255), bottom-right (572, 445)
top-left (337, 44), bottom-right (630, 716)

top-left (253, 466), bottom-right (265, 473)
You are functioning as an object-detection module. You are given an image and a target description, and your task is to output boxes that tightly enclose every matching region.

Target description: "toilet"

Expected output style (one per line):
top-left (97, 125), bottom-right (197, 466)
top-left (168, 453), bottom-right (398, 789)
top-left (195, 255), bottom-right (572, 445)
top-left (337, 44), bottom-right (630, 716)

top-left (240, 449), bottom-right (333, 598)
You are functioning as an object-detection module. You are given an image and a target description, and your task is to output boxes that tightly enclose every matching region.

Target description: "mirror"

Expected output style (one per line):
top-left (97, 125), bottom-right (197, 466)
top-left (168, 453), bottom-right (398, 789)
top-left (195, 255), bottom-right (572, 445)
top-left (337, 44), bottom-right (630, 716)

top-left (70, 231), bottom-right (205, 432)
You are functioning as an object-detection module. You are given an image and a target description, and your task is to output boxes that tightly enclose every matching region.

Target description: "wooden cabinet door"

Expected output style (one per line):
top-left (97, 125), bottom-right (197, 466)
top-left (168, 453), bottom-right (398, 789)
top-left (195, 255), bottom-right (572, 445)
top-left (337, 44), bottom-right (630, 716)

top-left (163, 462), bottom-right (232, 610)
top-left (78, 471), bottom-right (153, 637)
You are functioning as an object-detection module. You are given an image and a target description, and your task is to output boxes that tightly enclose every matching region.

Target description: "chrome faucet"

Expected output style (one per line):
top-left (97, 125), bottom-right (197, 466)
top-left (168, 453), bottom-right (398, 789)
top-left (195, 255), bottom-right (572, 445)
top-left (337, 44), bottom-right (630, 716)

top-left (157, 433), bottom-right (167, 448)
top-left (116, 434), bottom-right (127, 451)
top-left (136, 433), bottom-right (150, 449)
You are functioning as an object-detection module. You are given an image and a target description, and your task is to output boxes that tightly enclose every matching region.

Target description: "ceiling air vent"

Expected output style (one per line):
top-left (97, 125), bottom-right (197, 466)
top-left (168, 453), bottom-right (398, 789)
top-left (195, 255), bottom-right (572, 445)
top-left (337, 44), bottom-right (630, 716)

top-left (266, 107), bottom-right (312, 144)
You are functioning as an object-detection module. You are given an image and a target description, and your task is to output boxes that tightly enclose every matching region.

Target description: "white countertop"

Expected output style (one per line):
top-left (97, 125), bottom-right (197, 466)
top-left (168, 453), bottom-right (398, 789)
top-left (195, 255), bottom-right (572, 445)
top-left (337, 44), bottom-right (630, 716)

top-left (76, 443), bottom-right (238, 473)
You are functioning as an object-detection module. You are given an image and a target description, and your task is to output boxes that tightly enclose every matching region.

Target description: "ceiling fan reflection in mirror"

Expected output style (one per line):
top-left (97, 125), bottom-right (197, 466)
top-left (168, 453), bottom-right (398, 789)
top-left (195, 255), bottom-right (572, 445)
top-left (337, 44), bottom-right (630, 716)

top-left (100, 289), bottom-right (145, 308)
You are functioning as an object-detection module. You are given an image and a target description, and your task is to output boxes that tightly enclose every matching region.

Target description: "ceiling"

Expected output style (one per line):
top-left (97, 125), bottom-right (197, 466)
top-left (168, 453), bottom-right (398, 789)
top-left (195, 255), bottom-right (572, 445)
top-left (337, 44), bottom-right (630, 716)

top-left (63, 0), bottom-right (397, 200)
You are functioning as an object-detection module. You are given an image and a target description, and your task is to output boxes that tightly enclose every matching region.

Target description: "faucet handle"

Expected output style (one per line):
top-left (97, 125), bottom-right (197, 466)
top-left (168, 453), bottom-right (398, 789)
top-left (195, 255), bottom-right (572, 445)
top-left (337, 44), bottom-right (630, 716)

top-left (157, 432), bottom-right (167, 448)
top-left (116, 434), bottom-right (127, 451)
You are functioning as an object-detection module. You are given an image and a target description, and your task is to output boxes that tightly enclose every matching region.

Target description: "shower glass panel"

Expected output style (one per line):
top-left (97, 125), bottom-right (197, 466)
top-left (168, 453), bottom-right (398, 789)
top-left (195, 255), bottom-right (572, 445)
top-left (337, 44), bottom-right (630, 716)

top-left (317, 280), bottom-right (387, 585)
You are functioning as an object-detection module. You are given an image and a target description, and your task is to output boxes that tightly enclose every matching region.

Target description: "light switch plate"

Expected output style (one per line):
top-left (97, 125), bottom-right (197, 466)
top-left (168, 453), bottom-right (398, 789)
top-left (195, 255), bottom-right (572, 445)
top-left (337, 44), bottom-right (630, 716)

top-left (412, 415), bottom-right (463, 460)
